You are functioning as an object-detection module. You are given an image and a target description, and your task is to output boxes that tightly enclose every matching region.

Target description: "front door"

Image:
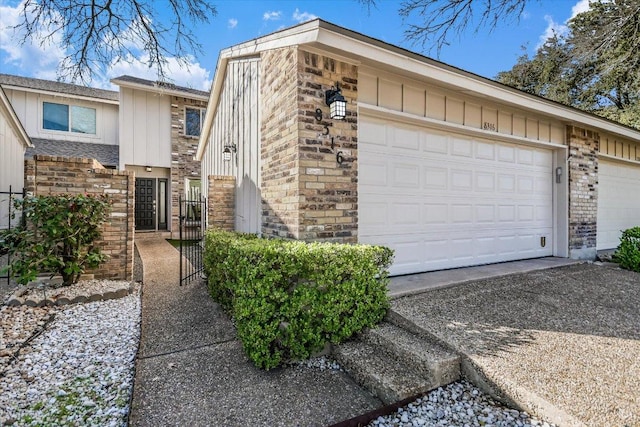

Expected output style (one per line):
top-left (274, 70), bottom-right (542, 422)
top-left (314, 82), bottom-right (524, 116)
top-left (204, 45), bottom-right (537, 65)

top-left (135, 178), bottom-right (156, 230)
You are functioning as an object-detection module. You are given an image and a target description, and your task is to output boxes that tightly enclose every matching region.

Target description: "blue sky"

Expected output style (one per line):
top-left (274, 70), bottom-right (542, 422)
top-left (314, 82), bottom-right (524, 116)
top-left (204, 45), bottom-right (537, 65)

top-left (0, 0), bottom-right (589, 90)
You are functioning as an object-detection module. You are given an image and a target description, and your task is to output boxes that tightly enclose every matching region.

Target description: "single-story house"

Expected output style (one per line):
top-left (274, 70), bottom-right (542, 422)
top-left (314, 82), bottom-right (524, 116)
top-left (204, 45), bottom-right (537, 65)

top-left (0, 84), bottom-right (32, 229)
top-left (196, 19), bottom-right (640, 276)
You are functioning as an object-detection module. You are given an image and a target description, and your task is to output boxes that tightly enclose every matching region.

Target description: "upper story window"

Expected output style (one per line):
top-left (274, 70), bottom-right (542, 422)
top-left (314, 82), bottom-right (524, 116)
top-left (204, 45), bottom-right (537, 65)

top-left (43, 102), bottom-right (96, 134)
top-left (185, 107), bottom-right (205, 137)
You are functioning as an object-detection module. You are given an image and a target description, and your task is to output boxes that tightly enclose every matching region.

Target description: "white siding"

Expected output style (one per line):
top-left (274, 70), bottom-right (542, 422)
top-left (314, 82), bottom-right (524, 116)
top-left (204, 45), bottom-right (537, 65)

top-left (359, 67), bottom-right (566, 146)
top-left (2, 88), bottom-right (118, 145)
top-left (201, 57), bottom-right (261, 234)
top-left (0, 99), bottom-right (28, 229)
top-left (118, 87), bottom-right (171, 169)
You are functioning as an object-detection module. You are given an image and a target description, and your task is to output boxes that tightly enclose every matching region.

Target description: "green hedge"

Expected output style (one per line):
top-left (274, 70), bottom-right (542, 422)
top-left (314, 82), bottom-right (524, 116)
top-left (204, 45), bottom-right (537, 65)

top-left (615, 226), bottom-right (640, 272)
top-left (203, 229), bottom-right (394, 369)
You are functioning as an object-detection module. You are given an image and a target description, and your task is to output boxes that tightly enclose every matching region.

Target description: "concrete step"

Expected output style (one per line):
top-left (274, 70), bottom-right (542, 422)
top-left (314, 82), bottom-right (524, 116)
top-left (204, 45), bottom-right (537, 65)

top-left (333, 340), bottom-right (434, 405)
top-left (361, 322), bottom-right (460, 388)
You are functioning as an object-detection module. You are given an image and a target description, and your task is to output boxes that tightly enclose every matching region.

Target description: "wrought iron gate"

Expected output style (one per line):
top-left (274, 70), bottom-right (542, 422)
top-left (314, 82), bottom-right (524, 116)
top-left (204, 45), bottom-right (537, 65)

top-left (179, 195), bottom-right (207, 286)
top-left (1, 186), bottom-right (26, 287)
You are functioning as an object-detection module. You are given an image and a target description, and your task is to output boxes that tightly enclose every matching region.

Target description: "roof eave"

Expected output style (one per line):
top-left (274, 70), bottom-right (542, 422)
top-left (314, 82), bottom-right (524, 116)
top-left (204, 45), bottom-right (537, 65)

top-left (0, 86), bottom-right (32, 148)
top-left (196, 20), bottom-right (323, 160)
top-left (0, 83), bottom-right (119, 105)
top-left (111, 78), bottom-right (209, 102)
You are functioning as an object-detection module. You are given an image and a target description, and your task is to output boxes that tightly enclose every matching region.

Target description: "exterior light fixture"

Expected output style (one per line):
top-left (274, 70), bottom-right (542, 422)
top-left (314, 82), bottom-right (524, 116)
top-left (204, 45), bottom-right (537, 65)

top-left (145, 166), bottom-right (152, 172)
top-left (223, 143), bottom-right (237, 162)
top-left (325, 83), bottom-right (347, 120)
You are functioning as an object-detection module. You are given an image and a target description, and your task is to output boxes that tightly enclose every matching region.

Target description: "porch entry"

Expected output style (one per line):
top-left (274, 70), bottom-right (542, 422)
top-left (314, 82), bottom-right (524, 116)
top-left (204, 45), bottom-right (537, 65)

top-left (135, 178), bottom-right (168, 231)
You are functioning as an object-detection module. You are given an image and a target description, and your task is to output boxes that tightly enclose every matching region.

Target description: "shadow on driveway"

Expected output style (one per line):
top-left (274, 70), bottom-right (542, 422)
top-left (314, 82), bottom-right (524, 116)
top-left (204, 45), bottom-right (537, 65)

top-left (391, 263), bottom-right (640, 427)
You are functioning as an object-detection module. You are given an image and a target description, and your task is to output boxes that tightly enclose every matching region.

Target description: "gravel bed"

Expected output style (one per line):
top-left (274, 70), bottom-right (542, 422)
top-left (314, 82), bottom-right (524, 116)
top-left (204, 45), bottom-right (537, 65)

top-left (0, 283), bottom-right (140, 426)
top-left (369, 380), bottom-right (556, 427)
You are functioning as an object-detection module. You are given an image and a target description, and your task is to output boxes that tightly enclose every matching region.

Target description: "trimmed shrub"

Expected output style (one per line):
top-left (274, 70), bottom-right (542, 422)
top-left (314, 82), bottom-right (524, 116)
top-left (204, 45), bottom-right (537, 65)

top-left (0, 194), bottom-right (111, 286)
top-left (203, 229), bottom-right (394, 370)
top-left (615, 226), bottom-right (640, 272)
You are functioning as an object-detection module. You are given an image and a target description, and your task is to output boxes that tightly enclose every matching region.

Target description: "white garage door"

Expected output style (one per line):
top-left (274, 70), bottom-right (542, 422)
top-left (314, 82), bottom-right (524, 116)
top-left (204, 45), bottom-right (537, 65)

top-left (597, 159), bottom-right (640, 250)
top-left (359, 117), bottom-right (554, 276)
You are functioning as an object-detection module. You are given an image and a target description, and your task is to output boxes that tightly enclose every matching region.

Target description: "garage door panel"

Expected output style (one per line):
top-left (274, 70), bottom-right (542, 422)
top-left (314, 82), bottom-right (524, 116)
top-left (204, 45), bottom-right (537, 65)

top-left (359, 117), bottom-right (555, 275)
top-left (597, 159), bottom-right (640, 250)
top-left (423, 132), bottom-right (449, 154)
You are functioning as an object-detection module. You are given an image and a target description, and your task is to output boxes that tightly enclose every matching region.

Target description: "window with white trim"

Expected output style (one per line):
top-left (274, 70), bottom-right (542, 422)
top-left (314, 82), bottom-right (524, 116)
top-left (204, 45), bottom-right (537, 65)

top-left (185, 107), bottom-right (205, 137)
top-left (43, 102), bottom-right (96, 134)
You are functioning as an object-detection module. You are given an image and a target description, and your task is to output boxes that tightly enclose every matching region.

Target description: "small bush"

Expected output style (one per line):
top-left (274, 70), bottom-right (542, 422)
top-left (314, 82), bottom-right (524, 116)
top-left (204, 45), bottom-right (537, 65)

top-left (0, 194), bottom-right (111, 286)
top-left (615, 226), bottom-right (640, 272)
top-left (203, 229), bottom-right (394, 370)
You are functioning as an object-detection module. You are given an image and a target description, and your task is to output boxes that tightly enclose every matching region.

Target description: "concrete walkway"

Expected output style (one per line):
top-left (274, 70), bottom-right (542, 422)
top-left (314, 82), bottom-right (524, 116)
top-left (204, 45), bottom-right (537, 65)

top-left (389, 257), bottom-right (580, 298)
top-left (129, 240), bottom-right (639, 426)
top-left (129, 238), bottom-right (380, 427)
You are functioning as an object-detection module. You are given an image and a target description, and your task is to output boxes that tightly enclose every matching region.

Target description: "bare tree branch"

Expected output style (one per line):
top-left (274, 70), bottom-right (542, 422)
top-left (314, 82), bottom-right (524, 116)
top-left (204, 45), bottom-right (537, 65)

top-left (13, 0), bottom-right (217, 84)
top-left (396, 0), bottom-right (532, 56)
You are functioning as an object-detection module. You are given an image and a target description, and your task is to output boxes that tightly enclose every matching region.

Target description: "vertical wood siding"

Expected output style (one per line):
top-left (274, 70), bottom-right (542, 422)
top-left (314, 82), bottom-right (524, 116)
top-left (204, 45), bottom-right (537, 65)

top-left (201, 57), bottom-right (261, 233)
top-left (359, 67), bottom-right (566, 145)
top-left (599, 132), bottom-right (640, 162)
top-left (119, 87), bottom-right (171, 169)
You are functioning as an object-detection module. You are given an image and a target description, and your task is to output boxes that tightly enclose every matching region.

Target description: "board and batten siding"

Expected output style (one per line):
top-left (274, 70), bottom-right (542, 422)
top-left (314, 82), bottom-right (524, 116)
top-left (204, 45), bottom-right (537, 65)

top-left (201, 57), bottom-right (261, 234)
top-left (0, 93), bottom-right (28, 229)
top-left (2, 88), bottom-right (118, 145)
top-left (358, 66), bottom-right (566, 145)
top-left (599, 131), bottom-right (640, 163)
top-left (118, 87), bottom-right (171, 169)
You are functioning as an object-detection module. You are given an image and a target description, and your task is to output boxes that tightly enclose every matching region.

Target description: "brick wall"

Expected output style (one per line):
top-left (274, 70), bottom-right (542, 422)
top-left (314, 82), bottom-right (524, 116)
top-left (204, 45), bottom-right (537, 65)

top-left (297, 50), bottom-right (358, 243)
top-left (259, 47), bottom-right (359, 243)
top-left (566, 125), bottom-right (599, 259)
top-left (260, 47), bottom-right (301, 239)
top-left (24, 155), bottom-right (135, 281)
top-left (171, 96), bottom-right (207, 235)
top-left (208, 175), bottom-right (235, 230)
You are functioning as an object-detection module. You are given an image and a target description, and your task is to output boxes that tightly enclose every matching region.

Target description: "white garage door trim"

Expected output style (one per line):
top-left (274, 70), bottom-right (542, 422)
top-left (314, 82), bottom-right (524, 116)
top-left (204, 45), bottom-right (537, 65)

top-left (597, 156), bottom-right (640, 250)
top-left (358, 113), bottom-right (558, 276)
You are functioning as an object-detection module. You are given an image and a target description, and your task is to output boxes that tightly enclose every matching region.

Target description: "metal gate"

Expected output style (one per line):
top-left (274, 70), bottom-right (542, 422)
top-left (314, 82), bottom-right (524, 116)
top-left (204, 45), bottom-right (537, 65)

top-left (179, 195), bottom-right (207, 286)
top-left (1, 186), bottom-right (26, 286)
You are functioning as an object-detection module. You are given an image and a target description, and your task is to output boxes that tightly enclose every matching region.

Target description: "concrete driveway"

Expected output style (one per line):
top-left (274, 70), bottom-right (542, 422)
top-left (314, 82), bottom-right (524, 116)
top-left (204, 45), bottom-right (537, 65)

top-left (390, 263), bottom-right (640, 426)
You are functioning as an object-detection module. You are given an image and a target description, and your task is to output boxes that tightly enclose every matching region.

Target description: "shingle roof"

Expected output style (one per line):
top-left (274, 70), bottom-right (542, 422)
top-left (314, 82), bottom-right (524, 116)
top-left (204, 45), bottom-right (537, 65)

top-left (112, 75), bottom-right (209, 98)
top-left (0, 74), bottom-right (118, 102)
top-left (26, 138), bottom-right (119, 167)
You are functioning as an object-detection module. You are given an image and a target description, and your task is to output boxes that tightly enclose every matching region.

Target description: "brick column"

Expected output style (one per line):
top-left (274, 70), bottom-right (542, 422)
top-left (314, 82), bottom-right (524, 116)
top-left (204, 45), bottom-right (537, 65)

top-left (170, 96), bottom-right (207, 234)
top-left (567, 125), bottom-right (599, 259)
top-left (208, 175), bottom-right (235, 231)
top-left (296, 50), bottom-right (358, 243)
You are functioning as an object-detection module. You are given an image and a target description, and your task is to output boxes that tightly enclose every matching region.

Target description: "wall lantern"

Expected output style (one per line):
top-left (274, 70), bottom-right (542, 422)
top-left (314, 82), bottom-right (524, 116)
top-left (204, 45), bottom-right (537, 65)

top-left (325, 83), bottom-right (347, 120)
top-left (223, 143), bottom-right (237, 162)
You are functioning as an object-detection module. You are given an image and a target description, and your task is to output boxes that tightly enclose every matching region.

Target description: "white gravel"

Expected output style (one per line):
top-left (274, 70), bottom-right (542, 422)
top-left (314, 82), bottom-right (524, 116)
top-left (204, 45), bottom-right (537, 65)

top-left (0, 288), bottom-right (140, 426)
top-left (369, 380), bottom-right (556, 427)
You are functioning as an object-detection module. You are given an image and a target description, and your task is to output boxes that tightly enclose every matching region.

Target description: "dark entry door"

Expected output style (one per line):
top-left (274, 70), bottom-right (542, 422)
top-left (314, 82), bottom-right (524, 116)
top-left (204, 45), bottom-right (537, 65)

top-left (135, 178), bottom-right (156, 230)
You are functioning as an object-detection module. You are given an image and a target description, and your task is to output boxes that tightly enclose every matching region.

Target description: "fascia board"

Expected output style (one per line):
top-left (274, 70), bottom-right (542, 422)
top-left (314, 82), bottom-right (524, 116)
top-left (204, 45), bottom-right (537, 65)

top-left (1, 84), bottom-right (119, 106)
top-left (197, 23), bottom-right (322, 160)
top-left (111, 79), bottom-right (209, 102)
top-left (0, 86), bottom-right (32, 147)
top-left (315, 28), bottom-right (640, 142)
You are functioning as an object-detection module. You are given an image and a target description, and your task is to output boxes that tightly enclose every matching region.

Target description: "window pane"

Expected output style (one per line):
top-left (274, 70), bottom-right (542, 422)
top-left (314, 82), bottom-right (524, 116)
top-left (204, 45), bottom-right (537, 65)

top-left (71, 106), bottom-right (96, 134)
top-left (43, 102), bottom-right (69, 131)
top-left (185, 108), bottom-right (201, 137)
